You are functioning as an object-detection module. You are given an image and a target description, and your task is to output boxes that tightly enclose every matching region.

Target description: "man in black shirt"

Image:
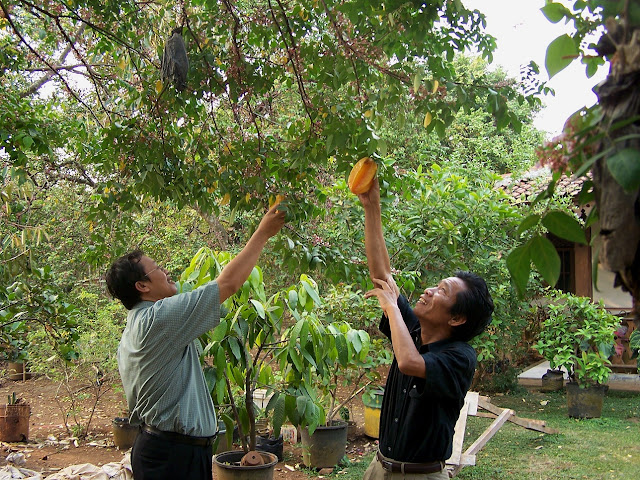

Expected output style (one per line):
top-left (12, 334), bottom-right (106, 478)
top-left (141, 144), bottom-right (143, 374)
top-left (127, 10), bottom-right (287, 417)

top-left (358, 178), bottom-right (494, 479)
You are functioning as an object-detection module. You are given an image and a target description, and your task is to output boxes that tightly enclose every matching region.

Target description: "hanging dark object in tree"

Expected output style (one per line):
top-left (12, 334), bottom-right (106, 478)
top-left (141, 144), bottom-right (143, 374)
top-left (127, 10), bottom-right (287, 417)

top-left (161, 27), bottom-right (188, 92)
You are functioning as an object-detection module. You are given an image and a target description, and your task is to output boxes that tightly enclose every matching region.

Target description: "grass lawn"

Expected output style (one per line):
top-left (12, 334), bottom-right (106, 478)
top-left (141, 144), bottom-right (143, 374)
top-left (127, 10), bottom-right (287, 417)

top-left (315, 388), bottom-right (640, 479)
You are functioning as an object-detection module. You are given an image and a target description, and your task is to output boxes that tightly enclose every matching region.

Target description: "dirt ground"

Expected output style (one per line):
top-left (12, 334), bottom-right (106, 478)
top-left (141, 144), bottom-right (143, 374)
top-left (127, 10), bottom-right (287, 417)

top-left (0, 371), bottom-right (379, 479)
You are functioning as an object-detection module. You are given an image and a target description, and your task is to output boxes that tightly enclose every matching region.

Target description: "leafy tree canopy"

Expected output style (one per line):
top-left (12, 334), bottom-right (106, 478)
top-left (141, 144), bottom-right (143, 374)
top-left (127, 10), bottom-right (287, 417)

top-left (1, 0), bottom-right (545, 264)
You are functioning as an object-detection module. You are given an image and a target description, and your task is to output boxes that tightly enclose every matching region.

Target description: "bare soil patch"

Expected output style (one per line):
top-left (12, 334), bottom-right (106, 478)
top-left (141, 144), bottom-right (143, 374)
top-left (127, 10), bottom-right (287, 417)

top-left (0, 371), bottom-right (379, 478)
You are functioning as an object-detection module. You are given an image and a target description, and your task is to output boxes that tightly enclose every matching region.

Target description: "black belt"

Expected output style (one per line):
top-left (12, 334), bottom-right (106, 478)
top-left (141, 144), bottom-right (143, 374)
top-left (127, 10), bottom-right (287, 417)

top-left (142, 424), bottom-right (216, 447)
top-left (377, 451), bottom-right (444, 474)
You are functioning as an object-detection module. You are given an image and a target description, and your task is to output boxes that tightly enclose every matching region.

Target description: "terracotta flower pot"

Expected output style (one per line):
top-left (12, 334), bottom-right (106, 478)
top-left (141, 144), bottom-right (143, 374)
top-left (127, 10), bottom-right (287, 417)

top-left (0, 404), bottom-right (30, 442)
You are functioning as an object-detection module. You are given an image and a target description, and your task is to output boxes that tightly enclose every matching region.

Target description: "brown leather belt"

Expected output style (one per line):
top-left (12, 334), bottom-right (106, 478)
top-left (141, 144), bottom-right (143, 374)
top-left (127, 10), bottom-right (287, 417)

top-left (377, 450), bottom-right (444, 474)
top-left (142, 424), bottom-right (215, 447)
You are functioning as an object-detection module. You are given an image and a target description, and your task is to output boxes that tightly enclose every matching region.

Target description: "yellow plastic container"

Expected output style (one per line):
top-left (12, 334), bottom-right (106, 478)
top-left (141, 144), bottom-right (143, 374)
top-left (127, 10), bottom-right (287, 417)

top-left (364, 405), bottom-right (381, 438)
top-left (362, 389), bottom-right (384, 439)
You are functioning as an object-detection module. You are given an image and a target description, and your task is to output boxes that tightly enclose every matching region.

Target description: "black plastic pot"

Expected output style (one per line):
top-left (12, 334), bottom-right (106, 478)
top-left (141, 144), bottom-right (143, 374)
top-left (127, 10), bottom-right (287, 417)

top-left (541, 369), bottom-right (564, 392)
top-left (256, 434), bottom-right (283, 462)
top-left (213, 450), bottom-right (278, 480)
top-left (566, 382), bottom-right (606, 419)
top-left (300, 420), bottom-right (348, 468)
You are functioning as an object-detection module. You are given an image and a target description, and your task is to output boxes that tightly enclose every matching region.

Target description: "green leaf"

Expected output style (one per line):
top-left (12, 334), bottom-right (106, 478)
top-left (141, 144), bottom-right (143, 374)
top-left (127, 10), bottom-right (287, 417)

top-left (413, 72), bottom-right (420, 92)
top-left (545, 34), bottom-right (578, 78)
top-left (358, 330), bottom-right (370, 352)
top-left (215, 347), bottom-right (226, 374)
top-left (228, 337), bottom-right (242, 361)
top-left (606, 148), bottom-right (640, 192)
top-left (271, 394), bottom-right (286, 438)
top-left (335, 334), bottom-right (348, 366)
top-left (298, 320), bottom-right (309, 351)
top-left (250, 299), bottom-right (266, 319)
top-left (248, 267), bottom-right (262, 290)
top-left (296, 395), bottom-right (309, 419)
top-left (290, 319), bottom-right (304, 344)
top-left (542, 211), bottom-right (587, 244)
top-left (231, 365), bottom-right (244, 387)
top-left (530, 235), bottom-right (561, 287)
top-left (506, 244), bottom-right (531, 296)
top-left (284, 394), bottom-right (299, 425)
top-left (301, 280), bottom-right (322, 306)
top-left (221, 413), bottom-right (235, 449)
top-left (378, 139), bottom-right (388, 157)
top-left (210, 320), bottom-right (227, 342)
top-left (541, 3), bottom-right (571, 23)
top-left (516, 214), bottom-right (541, 236)
top-left (301, 347), bottom-right (318, 369)
top-left (598, 342), bottom-right (615, 359)
top-left (347, 329), bottom-right (362, 354)
top-left (21, 135), bottom-right (34, 148)
top-left (288, 289), bottom-right (298, 310)
top-left (289, 346), bottom-right (303, 371)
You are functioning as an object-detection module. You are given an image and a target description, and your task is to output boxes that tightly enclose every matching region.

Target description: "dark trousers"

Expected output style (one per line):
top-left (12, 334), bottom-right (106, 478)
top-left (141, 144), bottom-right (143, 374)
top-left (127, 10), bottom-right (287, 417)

top-left (131, 429), bottom-right (213, 480)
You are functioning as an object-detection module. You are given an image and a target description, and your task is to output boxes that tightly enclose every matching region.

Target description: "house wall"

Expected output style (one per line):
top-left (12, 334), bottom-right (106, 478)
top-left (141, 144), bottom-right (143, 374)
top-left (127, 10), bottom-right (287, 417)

top-left (591, 224), bottom-right (634, 311)
top-left (593, 267), bottom-right (634, 310)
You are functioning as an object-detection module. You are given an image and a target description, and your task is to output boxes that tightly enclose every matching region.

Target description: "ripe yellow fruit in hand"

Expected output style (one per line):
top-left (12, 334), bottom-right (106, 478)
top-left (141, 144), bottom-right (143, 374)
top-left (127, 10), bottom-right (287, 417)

top-left (348, 157), bottom-right (378, 194)
top-left (269, 194), bottom-right (285, 208)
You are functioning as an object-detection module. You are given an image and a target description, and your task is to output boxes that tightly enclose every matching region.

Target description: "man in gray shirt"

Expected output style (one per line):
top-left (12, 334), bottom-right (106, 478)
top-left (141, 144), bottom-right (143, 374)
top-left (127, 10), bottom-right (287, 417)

top-left (106, 204), bottom-right (285, 480)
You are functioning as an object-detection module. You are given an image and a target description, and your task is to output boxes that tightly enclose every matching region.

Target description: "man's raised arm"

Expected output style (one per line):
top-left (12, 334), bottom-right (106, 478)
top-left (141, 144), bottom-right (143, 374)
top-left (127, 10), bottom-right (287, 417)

top-left (358, 178), bottom-right (392, 282)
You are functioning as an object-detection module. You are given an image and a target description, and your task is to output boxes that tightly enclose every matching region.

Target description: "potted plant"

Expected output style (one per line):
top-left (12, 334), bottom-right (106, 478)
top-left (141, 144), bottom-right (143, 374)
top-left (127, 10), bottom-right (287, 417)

top-left (535, 290), bottom-right (619, 418)
top-left (178, 248), bottom-right (282, 477)
top-left (180, 247), bottom-right (383, 474)
top-left (0, 392), bottom-right (31, 442)
top-left (179, 248), bottom-right (336, 478)
top-left (2, 320), bottom-right (30, 381)
top-left (282, 319), bottom-right (372, 469)
top-left (280, 306), bottom-right (391, 468)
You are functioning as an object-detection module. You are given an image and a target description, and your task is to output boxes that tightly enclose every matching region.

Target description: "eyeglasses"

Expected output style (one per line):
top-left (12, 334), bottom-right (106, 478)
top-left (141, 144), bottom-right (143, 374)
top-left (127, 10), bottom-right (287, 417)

top-left (143, 265), bottom-right (166, 279)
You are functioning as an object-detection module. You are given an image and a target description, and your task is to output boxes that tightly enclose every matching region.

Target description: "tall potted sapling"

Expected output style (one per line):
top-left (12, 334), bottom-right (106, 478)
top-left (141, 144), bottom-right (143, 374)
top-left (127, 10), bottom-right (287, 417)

top-left (178, 248), bottom-right (332, 478)
top-left (179, 247), bottom-right (281, 476)
top-left (535, 291), bottom-right (619, 418)
top-left (277, 285), bottom-right (388, 469)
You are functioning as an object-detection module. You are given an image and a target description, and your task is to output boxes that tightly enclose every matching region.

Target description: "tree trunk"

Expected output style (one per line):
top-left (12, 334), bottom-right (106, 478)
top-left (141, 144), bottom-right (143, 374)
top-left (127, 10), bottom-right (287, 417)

top-left (593, 27), bottom-right (640, 319)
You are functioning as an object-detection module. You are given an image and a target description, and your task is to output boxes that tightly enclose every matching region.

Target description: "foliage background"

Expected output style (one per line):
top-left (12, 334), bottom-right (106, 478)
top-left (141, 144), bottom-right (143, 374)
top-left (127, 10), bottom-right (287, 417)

top-left (2, 0), bottom-right (607, 398)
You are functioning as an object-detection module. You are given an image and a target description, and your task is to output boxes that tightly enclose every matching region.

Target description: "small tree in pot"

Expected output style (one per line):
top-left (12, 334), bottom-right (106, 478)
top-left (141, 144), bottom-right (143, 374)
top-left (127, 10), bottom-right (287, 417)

top-left (179, 248), bottom-right (286, 458)
top-left (179, 248), bottom-right (349, 473)
top-left (277, 296), bottom-right (390, 468)
top-left (535, 290), bottom-right (619, 418)
top-left (181, 247), bottom-right (378, 472)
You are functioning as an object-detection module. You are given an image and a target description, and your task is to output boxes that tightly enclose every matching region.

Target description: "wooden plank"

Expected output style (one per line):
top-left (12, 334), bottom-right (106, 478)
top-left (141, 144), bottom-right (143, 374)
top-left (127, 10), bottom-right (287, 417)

top-left (466, 391), bottom-right (479, 416)
top-left (463, 408), bottom-right (514, 456)
top-left (458, 454), bottom-right (476, 466)
top-left (449, 408), bottom-right (513, 477)
top-left (478, 397), bottom-right (559, 434)
top-left (446, 395), bottom-right (471, 466)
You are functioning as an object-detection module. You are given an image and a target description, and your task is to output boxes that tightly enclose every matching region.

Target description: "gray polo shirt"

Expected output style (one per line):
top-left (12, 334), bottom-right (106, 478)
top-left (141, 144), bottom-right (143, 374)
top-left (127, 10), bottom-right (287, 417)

top-left (117, 281), bottom-right (221, 437)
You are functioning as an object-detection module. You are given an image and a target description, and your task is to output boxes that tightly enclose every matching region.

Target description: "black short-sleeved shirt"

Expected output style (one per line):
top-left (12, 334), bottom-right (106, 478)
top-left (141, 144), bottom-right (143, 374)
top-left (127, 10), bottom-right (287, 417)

top-left (377, 295), bottom-right (477, 463)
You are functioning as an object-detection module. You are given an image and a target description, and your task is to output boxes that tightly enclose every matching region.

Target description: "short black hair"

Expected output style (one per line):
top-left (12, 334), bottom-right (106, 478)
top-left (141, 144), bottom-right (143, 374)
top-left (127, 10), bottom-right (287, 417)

top-left (449, 271), bottom-right (494, 342)
top-left (105, 249), bottom-right (146, 310)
